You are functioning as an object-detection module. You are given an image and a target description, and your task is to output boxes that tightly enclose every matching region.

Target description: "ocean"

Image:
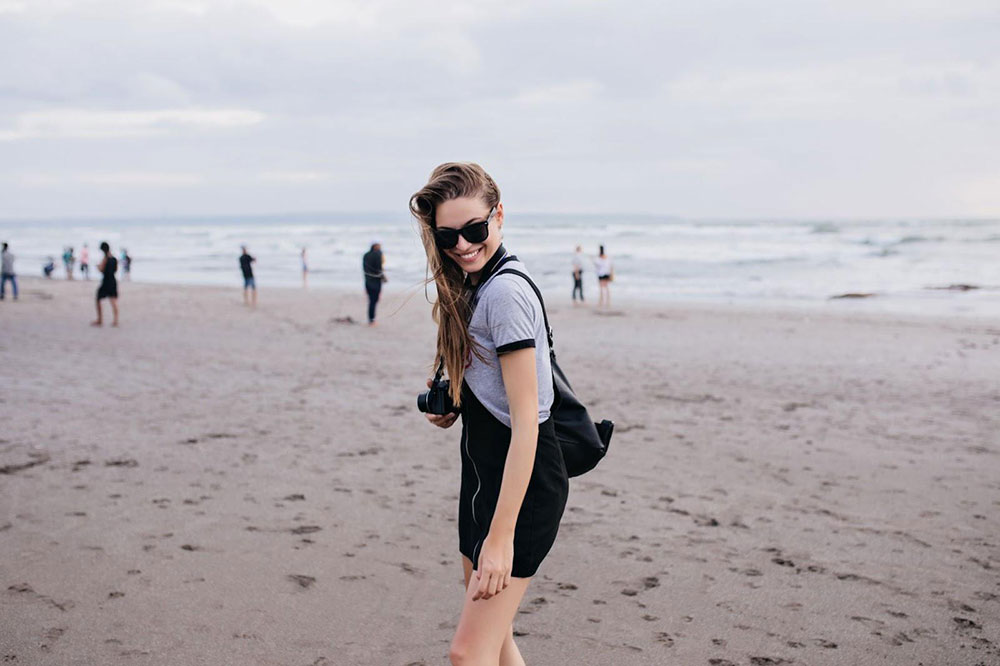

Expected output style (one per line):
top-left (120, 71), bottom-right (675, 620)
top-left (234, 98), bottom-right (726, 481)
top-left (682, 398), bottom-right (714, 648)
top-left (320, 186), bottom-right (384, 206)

top-left (3, 213), bottom-right (998, 317)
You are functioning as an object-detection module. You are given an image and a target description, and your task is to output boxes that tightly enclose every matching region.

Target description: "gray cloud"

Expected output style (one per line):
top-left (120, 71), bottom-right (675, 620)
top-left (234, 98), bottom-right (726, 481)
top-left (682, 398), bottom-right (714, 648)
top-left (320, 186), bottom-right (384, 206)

top-left (1, 0), bottom-right (998, 218)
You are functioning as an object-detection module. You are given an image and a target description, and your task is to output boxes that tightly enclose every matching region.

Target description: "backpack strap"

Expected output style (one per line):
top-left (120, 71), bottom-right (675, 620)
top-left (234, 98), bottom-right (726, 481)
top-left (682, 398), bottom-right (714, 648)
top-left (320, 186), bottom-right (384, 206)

top-left (493, 267), bottom-right (554, 352)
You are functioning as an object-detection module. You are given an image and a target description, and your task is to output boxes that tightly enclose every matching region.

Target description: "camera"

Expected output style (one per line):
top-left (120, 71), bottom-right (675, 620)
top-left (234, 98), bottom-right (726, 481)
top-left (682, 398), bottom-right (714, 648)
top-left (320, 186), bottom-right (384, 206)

top-left (417, 376), bottom-right (458, 415)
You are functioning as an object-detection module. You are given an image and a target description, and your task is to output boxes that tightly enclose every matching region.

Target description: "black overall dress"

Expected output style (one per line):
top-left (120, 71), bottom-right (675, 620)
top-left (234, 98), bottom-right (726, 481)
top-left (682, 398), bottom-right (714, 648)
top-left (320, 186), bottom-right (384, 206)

top-left (457, 251), bottom-right (569, 578)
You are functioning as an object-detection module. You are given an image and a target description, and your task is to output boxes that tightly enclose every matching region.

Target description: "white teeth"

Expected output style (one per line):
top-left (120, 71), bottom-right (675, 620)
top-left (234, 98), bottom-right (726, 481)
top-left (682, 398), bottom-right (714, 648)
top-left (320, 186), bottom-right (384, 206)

top-left (460, 249), bottom-right (480, 259)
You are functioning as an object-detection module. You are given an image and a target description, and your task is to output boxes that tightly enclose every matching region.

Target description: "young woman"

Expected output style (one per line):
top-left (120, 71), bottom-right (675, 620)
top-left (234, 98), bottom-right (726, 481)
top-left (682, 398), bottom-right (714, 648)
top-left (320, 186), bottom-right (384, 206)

top-left (593, 244), bottom-right (613, 307)
top-left (92, 241), bottom-right (119, 327)
top-left (411, 163), bottom-right (568, 665)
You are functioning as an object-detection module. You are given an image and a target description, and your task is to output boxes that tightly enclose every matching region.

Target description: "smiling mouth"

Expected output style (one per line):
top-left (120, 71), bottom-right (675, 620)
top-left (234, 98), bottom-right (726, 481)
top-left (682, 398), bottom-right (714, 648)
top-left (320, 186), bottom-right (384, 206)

top-left (454, 247), bottom-right (482, 263)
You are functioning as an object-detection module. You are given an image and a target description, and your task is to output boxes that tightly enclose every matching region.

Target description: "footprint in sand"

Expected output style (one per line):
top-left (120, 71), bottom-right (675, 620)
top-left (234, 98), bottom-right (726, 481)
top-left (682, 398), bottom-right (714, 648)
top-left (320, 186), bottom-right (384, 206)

top-left (953, 617), bottom-right (982, 630)
top-left (104, 458), bottom-right (139, 468)
top-left (850, 615), bottom-right (886, 629)
top-left (290, 525), bottom-right (321, 535)
top-left (40, 627), bottom-right (65, 652)
top-left (287, 574), bottom-right (316, 589)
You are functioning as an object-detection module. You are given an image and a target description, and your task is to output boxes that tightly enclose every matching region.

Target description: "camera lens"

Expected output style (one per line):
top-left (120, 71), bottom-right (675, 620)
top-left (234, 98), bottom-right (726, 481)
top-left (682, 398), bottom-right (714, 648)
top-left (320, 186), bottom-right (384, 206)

top-left (417, 391), bottom-right (430, 413)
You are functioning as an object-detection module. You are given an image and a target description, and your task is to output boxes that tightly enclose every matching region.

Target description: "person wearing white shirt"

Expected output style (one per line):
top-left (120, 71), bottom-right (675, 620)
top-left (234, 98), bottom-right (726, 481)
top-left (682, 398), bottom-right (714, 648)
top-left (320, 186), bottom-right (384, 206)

top-left (1, 242), bottom-right (17, 300)
top-left (593, 244), bottom-right (613, 307)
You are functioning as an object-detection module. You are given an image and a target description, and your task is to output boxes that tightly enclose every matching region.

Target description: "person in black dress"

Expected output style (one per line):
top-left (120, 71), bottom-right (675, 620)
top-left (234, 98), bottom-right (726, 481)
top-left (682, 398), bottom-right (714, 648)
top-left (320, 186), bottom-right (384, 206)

top-left (411, 162), bottom-right (568, 665)
top-left (239, 246), bottom-right (256, 307)
top-left (362, 242), bottom-right (385, 326)
top-left (92, 241), bottom-right (119, 327)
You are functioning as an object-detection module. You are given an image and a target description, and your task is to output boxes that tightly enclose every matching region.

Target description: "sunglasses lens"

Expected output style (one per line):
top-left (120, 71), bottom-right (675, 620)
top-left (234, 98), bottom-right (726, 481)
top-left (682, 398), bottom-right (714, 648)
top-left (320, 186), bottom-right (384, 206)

top-left (434, 229), bottom-right (459, 249)
top-left (463, 221), bottom-right (490, 244)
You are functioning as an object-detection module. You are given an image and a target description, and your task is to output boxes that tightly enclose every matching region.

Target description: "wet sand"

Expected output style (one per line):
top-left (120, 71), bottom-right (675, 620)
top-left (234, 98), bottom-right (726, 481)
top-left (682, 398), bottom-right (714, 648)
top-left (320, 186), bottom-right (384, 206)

top-left (2, 276), bottom-right (998, 665)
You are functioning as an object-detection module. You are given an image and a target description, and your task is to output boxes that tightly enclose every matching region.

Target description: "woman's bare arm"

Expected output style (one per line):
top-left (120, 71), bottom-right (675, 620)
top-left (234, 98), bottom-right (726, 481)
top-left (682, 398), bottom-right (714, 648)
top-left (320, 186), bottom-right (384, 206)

top-left (474, 347), bottom-right (538, 600)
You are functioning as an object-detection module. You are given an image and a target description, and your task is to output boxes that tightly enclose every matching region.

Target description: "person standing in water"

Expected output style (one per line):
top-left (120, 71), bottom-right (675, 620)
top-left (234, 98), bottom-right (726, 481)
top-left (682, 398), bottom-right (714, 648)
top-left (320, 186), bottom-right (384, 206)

top-left (121, 249), bottom-right (132, 280)
top-left (79, 244), bottom-right (90, 280)
top-left (571, 245), bottom-right (585, 305)
top-left (1, 242), bottom-right (17, 300)
top-left (92, 242), bottom-right (119, 327)
top-left (412, 162), bottom-right (568, 666)
top-left (593, 244), bottom-right (613, 308)
top-left (63, 247), bottom-right (75, 280)
top-left (362, 242), bottom-right (385, 326)
top-left (239, 246), bottom-right (256, 307)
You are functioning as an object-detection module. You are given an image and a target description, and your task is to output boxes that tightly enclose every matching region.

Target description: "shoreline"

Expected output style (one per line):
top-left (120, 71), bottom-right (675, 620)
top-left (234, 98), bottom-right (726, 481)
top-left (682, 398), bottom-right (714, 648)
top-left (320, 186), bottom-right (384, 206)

top-left (12, 274), bottom-right (1000, 329)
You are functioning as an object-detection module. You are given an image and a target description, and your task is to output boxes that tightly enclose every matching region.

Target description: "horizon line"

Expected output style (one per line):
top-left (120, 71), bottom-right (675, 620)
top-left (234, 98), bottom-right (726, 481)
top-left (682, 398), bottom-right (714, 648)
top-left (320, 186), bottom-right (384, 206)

top-left (2, 210), bottom-right (998, 225)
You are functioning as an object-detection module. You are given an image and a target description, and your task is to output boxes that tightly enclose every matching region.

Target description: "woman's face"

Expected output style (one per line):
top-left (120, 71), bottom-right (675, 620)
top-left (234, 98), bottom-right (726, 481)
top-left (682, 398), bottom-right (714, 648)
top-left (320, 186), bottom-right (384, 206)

top-left (434, 196), bottom-right (504, 276)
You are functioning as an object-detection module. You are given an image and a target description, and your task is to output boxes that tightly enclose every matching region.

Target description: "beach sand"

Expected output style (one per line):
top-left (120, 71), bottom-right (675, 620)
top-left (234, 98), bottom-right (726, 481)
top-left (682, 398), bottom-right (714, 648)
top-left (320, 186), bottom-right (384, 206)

top-left (2, 276), bottom-right (998, 665)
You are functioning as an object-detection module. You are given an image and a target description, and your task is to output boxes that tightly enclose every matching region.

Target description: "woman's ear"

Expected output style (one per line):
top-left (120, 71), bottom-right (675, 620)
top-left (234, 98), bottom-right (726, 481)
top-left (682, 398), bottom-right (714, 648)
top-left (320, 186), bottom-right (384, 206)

top-left (495, 201), bottom-right (504, 230)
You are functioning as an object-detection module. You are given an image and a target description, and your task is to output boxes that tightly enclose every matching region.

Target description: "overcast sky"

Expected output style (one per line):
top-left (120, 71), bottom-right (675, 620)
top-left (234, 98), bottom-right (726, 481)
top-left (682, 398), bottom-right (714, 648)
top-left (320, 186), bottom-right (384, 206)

top-left (1, 0), bottom-right (998, 219)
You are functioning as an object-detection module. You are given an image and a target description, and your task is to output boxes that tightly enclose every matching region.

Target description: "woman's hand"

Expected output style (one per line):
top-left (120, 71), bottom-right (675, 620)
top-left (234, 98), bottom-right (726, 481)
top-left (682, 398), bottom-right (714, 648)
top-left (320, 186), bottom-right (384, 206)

top-left (473, 530), bottom-right (513, 601)
top-left (424, 378), bottom-right (459, 428)
top-left (425, 412), bottom-right (458, 428)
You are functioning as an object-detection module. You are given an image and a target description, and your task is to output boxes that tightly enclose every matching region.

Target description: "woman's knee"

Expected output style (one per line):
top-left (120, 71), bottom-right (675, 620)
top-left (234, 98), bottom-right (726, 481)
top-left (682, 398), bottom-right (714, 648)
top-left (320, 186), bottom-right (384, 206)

top-left (448, 641), bottom-right (467, 665)
top-left (450, 629), bottom-right (504, 666)
top-left (449, 638), bottom-right (489, 666)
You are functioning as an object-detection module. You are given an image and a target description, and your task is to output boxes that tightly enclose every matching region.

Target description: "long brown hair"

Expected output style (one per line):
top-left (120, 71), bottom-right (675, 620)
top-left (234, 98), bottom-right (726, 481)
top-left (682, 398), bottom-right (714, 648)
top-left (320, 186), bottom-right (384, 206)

top-left (410, 162), bottom-right (501, 407)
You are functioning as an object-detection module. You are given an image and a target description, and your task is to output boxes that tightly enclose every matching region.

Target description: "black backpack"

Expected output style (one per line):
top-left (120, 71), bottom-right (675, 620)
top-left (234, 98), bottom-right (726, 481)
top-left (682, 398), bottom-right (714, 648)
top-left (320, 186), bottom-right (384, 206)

top-left (492, 259), bottom-right (613, 477)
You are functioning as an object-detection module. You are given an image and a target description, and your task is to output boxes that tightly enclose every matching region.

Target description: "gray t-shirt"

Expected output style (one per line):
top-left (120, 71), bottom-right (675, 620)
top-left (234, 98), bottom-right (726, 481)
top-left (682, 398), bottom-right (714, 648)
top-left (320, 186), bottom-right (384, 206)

top-left (466, 258), bottom-right (554, 428)
top-left (1, 250), bottom-right (14, 275)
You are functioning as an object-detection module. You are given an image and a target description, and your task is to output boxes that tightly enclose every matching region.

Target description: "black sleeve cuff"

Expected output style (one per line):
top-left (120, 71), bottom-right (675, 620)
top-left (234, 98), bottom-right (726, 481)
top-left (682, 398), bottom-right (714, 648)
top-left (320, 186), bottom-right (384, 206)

top-left (496, 339), bottom-right (536, 354)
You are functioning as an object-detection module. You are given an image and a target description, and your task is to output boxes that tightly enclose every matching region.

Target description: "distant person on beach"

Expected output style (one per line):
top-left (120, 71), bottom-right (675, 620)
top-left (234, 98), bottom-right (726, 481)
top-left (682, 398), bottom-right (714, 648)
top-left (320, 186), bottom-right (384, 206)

top-left (43, 256), bottom-right (55, 278)
top-left (63, 247), bottom-right (75, 280)
top-left (1, 243), bottom-right (17, 300)
top-left (594, 244), bottom-right (613, 307)
top-left (362, 242), bottom-right (386, 326)
top-left (79, 244), bottom-right (90, 280)
top-left (412, 162), bottom-right (568, 665)
top-left (239, 246), bottom-right (256, 307)
top-left (571, 245), bottom-right (585, 304)
top-left (92, 242), bottom-right (118, 327)
top-left (121, 249), bottom-right (131, 280)
top-left (301, 247), bottom-right (308, 287)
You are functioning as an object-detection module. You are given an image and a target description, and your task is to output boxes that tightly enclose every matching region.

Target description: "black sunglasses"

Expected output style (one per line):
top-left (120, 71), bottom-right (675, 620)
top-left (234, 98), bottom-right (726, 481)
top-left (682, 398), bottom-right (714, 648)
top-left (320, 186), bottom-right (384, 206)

top-left (434, 208), bottom-right (495, 250)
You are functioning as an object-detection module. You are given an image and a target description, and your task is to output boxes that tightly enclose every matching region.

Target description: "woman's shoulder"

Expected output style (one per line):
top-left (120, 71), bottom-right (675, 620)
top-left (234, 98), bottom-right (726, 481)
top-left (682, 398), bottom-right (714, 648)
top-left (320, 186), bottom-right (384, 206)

top-left (482, 267), bottom-right (543, 314)
top-left (485, 262), bottom-right (536, 294)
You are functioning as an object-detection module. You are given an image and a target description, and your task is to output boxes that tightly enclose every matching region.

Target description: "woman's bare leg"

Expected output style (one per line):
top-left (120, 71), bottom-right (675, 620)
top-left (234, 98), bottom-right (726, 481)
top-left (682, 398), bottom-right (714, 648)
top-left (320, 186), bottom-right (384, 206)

top-left (91, 300), bottom-right (102, 326)
top-left (460, 557), bottom-right (525, 666)
top-left (452, 555), bottom-right (529, 666)
top-left (110, 297), bottom-right (119, 326)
